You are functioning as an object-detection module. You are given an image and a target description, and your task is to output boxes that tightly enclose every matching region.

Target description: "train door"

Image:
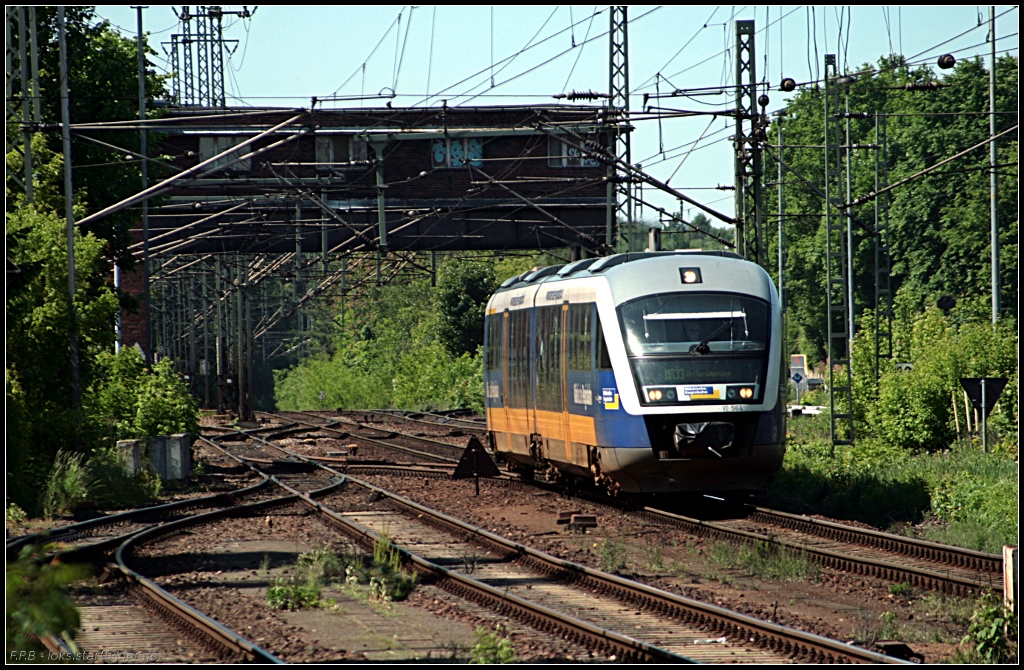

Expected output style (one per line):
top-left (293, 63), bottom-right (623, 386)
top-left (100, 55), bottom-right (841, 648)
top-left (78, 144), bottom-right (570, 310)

top-left (501, 311), bottom-right (516, 456)
top-left (560, 302), bottom-right (572, 462)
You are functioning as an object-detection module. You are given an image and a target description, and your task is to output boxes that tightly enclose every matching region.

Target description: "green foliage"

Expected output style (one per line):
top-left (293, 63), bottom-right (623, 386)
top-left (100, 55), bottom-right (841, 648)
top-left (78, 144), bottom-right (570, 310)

top-left (859, 300), bottom-right (1018, 452)
top-left (369, 526), bottom-right (416, 601)
top-left (766, 435), bottom-right (1017, 553)
top-left (275, 259), bottom-right (495, 414)
top-left (595, 535), bottom-right (628, 572)
top-left (85, 444), bottom-right (161, 510)
top-left (6, 7), bottom-right (170, 268)
top-left (767, 56), bottom-right (1017, 364)
top-left (703, 540), bottom-right (819, 582)
top-left (6, 206), bottom-right (119, 514)
top-left (266, 575), bottom-right (321, 611)
top-left (470, 624), bottom-right (517, 664)
top-left (41, 451), bottom-right (94, 520)
top-left (435, 259), bottom-right (499, 358)
top-left (132, 358), bottom-right (200, 441)
top-left (6, 544), bottom-right (90, 654)
top-left (6, 504), bottom-right (27, 531)
top-left (888, 582), bottom-right (912, 597)
top-left (961, 592), bottom-right (1018, 663)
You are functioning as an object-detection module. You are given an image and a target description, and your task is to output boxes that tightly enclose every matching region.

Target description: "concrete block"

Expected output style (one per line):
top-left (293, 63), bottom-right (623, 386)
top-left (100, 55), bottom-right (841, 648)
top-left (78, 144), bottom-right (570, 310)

top-left (116, 440), bottom-right (141, 475)
top-left (150, 436), bottom-right (168, 479)
top-left (165, 433), bottom-right (192, 480)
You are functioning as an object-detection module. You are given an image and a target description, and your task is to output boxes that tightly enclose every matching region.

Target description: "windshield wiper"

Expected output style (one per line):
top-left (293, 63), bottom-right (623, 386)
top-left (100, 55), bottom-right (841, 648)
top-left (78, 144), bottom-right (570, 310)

top-left (689, 319), bottom-right (732, 356)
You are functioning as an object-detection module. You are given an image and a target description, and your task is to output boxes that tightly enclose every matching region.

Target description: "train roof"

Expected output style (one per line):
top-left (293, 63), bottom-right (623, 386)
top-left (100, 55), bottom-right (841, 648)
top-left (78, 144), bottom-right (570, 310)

top-left (492, 250), bottom-right (776, 306)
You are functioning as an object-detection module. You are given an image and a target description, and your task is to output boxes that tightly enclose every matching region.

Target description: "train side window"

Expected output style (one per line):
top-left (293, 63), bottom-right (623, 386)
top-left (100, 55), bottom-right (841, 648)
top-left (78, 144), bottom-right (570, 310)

top-left (595, 309), bottom-right (612, 371)
top-left (568, 303), bottom-right (592, 371)
top-left (509, 309), bottom-right (530, 407)
top-left (485, 314), bottom-right (503, 372)
top-left (535, 305), bottom-right (563, 411)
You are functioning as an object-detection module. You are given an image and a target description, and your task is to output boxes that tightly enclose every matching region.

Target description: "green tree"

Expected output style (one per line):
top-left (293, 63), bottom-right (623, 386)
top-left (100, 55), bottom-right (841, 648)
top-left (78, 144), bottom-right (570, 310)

top-left (5, 6), bottom-right (170, 270)
top-left (763, 55), bottom-right (1018, 364)
top-left (435, 259), bottom-right (499, 358)
top-left (6, 205), bottom-right (119, 513)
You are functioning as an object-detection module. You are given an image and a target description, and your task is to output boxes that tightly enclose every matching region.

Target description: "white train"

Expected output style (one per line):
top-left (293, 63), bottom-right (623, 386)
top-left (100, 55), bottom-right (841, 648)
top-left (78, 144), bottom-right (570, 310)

top-left (483, 250), bottom-right (786, 497)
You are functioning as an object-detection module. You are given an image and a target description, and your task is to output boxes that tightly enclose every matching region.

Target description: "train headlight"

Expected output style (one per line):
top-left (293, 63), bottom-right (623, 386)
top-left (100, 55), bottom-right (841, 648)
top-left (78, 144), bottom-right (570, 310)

top-left (679, 267), bottom-right (703, 284)
top-left (726, 385), bottom-right (756, 401)
top-left (645, 387), bottom-right (677, 403)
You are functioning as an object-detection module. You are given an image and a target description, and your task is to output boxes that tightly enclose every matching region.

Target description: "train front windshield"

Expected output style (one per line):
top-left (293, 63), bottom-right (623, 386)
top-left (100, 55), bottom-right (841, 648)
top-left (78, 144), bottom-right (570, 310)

top-left (617, 292), bottom-right (770, 402)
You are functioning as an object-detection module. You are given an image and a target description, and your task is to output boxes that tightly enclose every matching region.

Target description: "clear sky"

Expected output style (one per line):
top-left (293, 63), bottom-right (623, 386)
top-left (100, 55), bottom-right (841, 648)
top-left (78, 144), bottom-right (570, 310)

top-left (94, 5), bottom-right (1018, 228)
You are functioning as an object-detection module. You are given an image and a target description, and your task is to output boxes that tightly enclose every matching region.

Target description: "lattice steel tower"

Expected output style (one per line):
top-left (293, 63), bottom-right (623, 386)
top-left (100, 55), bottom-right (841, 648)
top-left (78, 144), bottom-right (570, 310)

top-left (823, 54), bottom-right (854, 445)
top-left (168, 6), bottom-right (249, 107)
top-left (733, 20), bottom-right (765, 265)
top-left (606, 6), bottom-right (631, 251)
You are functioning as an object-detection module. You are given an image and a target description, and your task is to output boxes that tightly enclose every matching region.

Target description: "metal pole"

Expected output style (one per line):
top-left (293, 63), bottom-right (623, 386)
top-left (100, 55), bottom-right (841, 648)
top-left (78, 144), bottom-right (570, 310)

top-left (321, 188), bottom-right (329, 273)
top-left (137, 6), bottom-right (152, 363)
top-left (28, 7), bottom-right (40, 123)
top-left (18, 6), bottom-right (33, 203)
top-left (237, 257), bottom-right (245, 419)
top-left (981, 378), bottom-right (988, 454)
top-left (845, 92), bottom-right (855, 352)
top-left (989, 6), bottom-right (999, 323)
top-left (58, 7), bottom-right (81, 433)
top-left (733, 23), bottom-right (745, 259)
top-left (215, 257), bottom-right (223, 411)
top-left (777, 113), bottom-right (784, 310)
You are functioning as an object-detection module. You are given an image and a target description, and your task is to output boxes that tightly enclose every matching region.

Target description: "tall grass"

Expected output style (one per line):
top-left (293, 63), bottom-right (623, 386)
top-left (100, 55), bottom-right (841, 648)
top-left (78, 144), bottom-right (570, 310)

top-left (41, 451), bottom-right (94, 520)
top-left (768, 416), bottom-right (1017, 552)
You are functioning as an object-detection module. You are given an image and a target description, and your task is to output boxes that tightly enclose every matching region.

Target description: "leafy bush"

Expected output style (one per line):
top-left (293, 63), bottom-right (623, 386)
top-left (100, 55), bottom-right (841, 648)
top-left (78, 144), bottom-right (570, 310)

top-left (266, 575), bottom-right (321, 611)
top-left (6, 544), bottom-right (90, 654)
top-left (961, 592), bottom-right (1018, 663)
top-left (85, 444), bottom-right (161, 510)
top-left (470, 624), bottom-right (516, 664)
top-left (6, 504), bottom-right (27, 531)
top-left (41, 451), bottom-right (94, 520)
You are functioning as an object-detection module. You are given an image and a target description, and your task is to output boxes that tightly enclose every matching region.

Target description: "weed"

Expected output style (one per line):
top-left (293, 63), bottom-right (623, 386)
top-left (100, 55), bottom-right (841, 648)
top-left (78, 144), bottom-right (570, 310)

top-left (470, 624), bottom-right (516, 664)
top-left (703, 539), bottom-right (818, 583)
top-left (41, 450), bottom-right (94, 520)
top-left (298, 545), bottom-right (347, 583)
top-left (370, 527), bottom-right (417, 601)
top-left (914, 592), bottom-right (973, 627)
top-left (257, 554), bottom-right (270, 576)
top-left (86, 444), bottom-right (161, 510)
top-left (6, 503), bottom-right (27, 530)
top-left (644, 544), bottom-right (665, 572)
top-left (266, 574), bottom-right (320, 610)
top-left (595, 535), bottom-right (628, 573)
top-left (889, 582), bottom-right (912, 597)
top-left (960, 592), bottom-right (1018, 663)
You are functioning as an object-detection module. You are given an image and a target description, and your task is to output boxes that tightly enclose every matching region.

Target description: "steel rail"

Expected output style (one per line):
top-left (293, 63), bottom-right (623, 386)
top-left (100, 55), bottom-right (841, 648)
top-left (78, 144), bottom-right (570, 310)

top-left (201, 434), bottom-right (694, 663)
top-left (6, 477), bottom-right (272, 562)
top-left (112, 441), bottom-right (353, 663)
top-left (274, 412), bottom-right (1000, 595)
top-left (216, 431), bottom-right (901, 664)
top-left (265, 411), bottom-right (461, 463)
top-left (746, 507), bottom-right (1003, 575)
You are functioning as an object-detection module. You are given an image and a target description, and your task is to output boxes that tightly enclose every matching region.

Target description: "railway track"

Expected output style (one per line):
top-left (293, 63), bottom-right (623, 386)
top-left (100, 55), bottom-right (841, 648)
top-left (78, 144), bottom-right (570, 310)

top-left (271, 409), bottom-right (1003, 596)
top-left (10, 444), bottom-right (285, 663)
top-left (266, 410), bottom-right (465, 462)
top-left (210, 428), bottom-right (898, 664)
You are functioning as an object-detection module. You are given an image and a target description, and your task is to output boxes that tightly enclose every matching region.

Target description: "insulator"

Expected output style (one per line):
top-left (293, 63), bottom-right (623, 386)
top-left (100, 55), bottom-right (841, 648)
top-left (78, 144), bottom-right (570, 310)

top-left (751, 127), bottom-right (768, 142)
top-left (780, 78), bottom-right (797, 92)
top-left (758, 94), bottom-right (770, 108)
top-left (904, 81), bottom-right (939, 91)
top-left (565, 89), bottom-right (604, 102)
top-left (937, 54), bottom-right (956, 70)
